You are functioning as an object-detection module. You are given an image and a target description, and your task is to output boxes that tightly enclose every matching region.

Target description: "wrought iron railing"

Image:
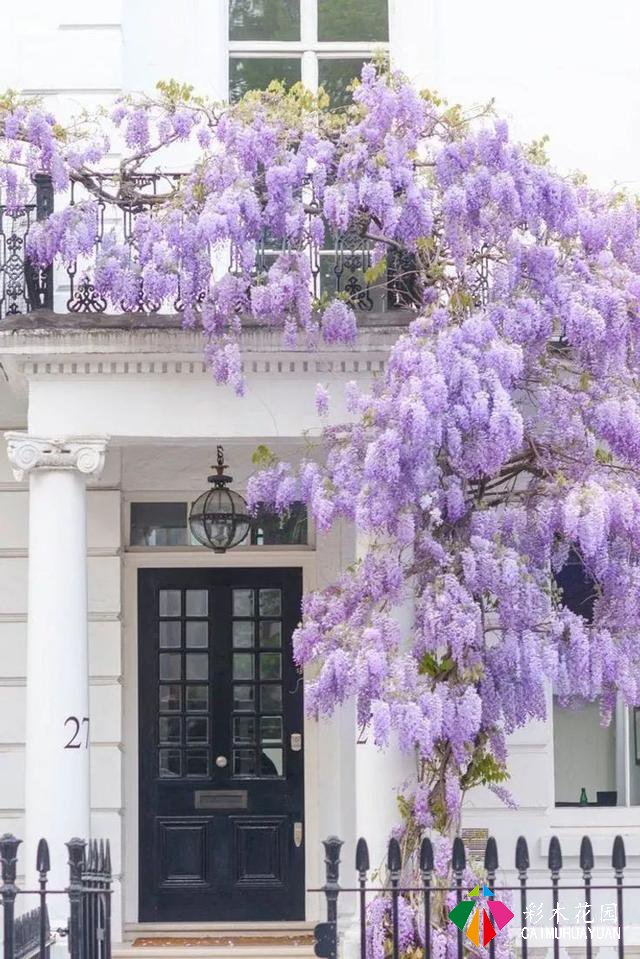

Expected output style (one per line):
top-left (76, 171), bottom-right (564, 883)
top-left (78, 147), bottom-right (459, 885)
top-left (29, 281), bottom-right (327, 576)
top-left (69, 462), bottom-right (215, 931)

top-left (0, 174), bottom-right (419, 321)
top-left (312, 833), bottom-right (633, 959)
top-left (0, 834), bottom-right (112, 959)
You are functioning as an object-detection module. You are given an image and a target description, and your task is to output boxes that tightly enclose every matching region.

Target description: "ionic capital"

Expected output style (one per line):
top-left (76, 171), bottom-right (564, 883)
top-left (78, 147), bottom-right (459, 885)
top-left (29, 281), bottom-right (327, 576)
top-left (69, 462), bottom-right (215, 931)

top-left (4, 433), bottom-right (109, 481)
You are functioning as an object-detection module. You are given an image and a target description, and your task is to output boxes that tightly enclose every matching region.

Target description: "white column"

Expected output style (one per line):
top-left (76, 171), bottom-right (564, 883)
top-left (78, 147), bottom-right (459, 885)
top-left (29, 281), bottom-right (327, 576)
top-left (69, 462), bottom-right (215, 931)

top-left (5, 434), bottom-right (108, 892)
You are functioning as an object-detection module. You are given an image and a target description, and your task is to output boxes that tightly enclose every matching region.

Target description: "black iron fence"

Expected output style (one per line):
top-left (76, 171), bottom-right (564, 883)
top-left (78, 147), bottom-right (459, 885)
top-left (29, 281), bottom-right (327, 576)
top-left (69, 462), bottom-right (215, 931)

top-left (313, 833), bottom-right (634, 959)
top-left (0, 173), bottom-right (424, 321)
top-left (0, 834), bottom-right (112, 959)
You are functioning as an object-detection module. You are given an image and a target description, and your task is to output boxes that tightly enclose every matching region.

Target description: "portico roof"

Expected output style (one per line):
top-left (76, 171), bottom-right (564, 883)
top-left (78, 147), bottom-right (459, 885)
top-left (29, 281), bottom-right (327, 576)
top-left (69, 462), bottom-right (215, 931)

top-left (0, 311), bottom-right (410, 440)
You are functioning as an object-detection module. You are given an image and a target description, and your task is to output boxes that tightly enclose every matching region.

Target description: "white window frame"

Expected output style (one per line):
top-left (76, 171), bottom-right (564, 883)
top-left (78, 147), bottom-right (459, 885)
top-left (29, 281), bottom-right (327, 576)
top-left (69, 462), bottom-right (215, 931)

top-left (228, 0), bottom-right (390, 95)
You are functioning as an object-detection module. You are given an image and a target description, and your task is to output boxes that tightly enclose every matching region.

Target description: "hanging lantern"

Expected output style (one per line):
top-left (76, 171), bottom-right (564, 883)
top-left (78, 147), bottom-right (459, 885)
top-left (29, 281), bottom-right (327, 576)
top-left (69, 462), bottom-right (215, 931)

top-left (189, 446), bottom-right (251, 553)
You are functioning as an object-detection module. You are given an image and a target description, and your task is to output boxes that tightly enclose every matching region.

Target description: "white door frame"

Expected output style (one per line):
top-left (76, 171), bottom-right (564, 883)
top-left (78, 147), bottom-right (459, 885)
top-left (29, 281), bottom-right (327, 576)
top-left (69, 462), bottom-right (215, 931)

top-left (121, 548), bottom-right (321, 926)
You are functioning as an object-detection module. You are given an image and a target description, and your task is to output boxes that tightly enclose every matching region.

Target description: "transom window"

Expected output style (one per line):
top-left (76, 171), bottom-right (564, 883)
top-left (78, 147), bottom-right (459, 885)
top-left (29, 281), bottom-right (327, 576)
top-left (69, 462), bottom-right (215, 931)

top-left (228, 0), bottom-right (389, 104)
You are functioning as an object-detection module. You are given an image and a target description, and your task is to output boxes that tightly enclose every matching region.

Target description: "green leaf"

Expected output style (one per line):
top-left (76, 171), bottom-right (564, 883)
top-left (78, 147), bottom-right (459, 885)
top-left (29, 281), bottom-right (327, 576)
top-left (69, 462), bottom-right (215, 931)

top-left (363, 257), bottom-right (387, 285)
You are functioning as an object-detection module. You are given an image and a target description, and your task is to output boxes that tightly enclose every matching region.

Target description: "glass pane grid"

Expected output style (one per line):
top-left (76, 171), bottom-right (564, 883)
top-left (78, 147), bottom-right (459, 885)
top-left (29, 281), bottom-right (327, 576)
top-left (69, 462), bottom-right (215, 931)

top-left (232, 587), bottom-right (285, 779)
top-left (157, 587), bottom-right (212, 779)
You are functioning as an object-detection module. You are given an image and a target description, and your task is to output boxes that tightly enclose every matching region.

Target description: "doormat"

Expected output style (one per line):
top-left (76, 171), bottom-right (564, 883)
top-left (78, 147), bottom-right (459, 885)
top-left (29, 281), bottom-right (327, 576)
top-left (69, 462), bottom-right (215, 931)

top-left (132, 935), bottom-right (315, 947)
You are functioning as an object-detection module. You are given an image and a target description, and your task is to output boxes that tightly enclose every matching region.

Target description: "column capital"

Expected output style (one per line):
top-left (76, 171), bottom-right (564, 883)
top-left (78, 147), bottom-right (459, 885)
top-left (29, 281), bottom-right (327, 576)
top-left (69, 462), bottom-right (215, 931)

top-left (4, 432), bottom-right (109, 481)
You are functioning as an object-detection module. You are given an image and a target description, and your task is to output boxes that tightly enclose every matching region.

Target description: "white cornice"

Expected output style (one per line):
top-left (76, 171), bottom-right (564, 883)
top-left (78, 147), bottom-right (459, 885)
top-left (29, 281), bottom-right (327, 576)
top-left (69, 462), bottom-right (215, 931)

top-left (0, 319), bottom-right (404, 378)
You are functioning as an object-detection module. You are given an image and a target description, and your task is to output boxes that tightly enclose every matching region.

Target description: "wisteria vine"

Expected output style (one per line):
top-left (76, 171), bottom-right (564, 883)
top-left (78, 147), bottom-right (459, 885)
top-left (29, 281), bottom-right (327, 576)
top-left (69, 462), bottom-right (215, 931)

top-left (2, 65), bottom-right (640, 956)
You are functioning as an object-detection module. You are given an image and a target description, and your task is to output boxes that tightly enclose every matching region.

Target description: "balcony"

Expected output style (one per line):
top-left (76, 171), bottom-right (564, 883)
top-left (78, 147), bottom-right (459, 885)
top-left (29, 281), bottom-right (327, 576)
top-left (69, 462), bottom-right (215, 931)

top-left (0, 174), bottom-right (418, 324)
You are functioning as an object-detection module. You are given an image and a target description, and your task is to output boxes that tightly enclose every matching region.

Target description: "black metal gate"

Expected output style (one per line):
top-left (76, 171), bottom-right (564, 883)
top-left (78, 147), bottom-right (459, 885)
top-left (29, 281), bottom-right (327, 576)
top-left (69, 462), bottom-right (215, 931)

top-left (0, 835), bottom-right (112, 959)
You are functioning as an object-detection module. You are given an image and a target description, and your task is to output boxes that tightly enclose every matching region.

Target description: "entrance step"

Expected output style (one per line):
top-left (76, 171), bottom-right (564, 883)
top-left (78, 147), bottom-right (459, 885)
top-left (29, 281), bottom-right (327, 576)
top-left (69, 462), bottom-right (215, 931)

top-left (115, 923), bottom-right (317, 959)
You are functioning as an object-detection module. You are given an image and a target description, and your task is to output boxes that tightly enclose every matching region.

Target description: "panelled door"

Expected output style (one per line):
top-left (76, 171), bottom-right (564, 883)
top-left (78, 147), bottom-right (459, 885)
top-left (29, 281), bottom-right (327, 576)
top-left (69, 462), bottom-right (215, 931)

top-left (138, 568), bottom-right (304, 921)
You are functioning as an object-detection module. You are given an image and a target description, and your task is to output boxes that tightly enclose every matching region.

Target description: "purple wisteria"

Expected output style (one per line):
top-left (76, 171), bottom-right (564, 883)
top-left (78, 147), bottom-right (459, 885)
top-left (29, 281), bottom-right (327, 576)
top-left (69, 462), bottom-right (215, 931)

top-left (2, 64), bottom-right (640, 956)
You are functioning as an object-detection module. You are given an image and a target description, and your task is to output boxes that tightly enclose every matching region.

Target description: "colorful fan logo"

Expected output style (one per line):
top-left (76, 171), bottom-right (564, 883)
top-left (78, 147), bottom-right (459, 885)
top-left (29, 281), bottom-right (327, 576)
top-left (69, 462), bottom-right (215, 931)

top-left (448, 884), bottom-right (514, 948)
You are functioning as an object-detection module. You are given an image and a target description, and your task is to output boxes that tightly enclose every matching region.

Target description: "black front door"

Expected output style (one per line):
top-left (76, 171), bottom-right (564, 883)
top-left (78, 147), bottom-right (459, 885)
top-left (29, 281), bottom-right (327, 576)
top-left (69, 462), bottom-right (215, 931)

top-left (138, 567), bottom-right (304, 921)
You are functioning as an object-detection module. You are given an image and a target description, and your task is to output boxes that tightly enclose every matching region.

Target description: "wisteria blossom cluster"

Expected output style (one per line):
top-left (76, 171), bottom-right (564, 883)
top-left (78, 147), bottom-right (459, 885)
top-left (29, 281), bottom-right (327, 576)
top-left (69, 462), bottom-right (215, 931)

top-left (3, 64), bottom-right (640, 956)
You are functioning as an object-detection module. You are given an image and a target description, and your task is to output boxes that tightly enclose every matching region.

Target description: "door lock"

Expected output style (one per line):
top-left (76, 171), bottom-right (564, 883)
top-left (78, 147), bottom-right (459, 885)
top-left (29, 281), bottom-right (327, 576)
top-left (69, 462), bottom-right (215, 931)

top-left (290, 733), bottom-right (302, 752)
top-left (215, 755), bottom-right (228, 768)
top-left (293, 822), bottom-right (303, 847)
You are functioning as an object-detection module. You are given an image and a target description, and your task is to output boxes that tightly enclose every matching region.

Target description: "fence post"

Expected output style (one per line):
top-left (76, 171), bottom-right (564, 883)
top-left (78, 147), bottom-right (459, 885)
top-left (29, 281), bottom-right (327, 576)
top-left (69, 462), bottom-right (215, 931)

top-left (0, 834), bottom-right (21, 959)
top-left (387, 838), bottom-right (401, 959)
top-left (579, 836), bottom-right (593, 959)
top-left (612, 835), bottom-right (625, 959)
top-left (355, 839), bottom-right (369, 959)
top-left (104, 840), bottom-right (112, 959)
top-left (548, 836), bottom-right (562, 959)
top-left (66, 838), bottom-right (85, 959)
top-left (313, 837), bottom-right (343, 959)
top-left (484, 837), bottom-right (498, 959)
top-left (452, 837), bottom-right (466, 959)
top-left (515, 836), bottom-right (529, 959)
top-left (36, 838), bottom-right (50, 959)
top-left (419, 837), bottom-right (433, 959)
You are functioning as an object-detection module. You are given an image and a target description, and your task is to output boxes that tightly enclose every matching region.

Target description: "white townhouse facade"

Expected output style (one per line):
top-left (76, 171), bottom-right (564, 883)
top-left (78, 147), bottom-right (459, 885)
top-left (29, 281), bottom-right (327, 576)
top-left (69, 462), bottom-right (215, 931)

top-left (1, 2), bottom-right (640, 956)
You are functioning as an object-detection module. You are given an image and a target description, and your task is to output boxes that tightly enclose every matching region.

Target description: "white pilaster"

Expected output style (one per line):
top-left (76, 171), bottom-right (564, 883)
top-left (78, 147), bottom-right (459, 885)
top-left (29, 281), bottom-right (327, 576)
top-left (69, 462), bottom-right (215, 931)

top-left (4, 434), bottom-right (108, 892)
top-left (341, 535), bottom-right (416, 957)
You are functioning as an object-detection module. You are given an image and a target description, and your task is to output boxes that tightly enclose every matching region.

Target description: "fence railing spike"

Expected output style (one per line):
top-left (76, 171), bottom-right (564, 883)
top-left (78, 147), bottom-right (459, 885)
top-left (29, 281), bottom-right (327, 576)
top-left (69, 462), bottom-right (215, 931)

top-left (612, 834), bottom-right (626, 872)
top-left (99, 838), bottom-right (106, 872)
top-left (515, 835), bottom-right (530, 872)
top-left (387, 837), bottom-right (402, 874)
top-left (105, 838), bottom-right (112, 875)
top-left (355, 837), bottom-right (369, 874)
top-left (36, 837), bottom-right (50, 875)
top-left (484, 836), bottom-right (499, 872)
top-left (548, 835), bottom-right (562, 873)
top-left (419, 836), bottom-right (434, 874)
top-left (452, 835), bottom-right (466, 873)
top-left (580, 835), bottom-right (594, 872)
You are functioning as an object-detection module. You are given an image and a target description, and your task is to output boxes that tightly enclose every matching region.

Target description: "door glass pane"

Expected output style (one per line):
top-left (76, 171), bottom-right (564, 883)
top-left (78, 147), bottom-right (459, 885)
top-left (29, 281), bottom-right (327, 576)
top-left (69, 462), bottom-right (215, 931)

top-left (260, 716), bottom-right (283, 743)
top-left (186, 590), bottom-right (208, 616)
top-left (186, 654), bottom-right (209, 680)
top-left (260, 747), bottom-right (283, 776)
top-left (159, 749), bottom-right (181, 778)
top-left (318, 0), bottom-right (388, 41)
top-left (259, 621), bottom-right (281, 647)
top-left (229, 58), bottom-right (301, 102)
top-left (159, 717), bottom-right (181, 744)
top-left (233, 653), bottom-right (255, 681)
top-left (186, 717), bottom-right (209, 743)
top-left (234, 684), bottom-right (255, 710)
top-left (233, 749), bottom-right (257, 776)
top-left (159, 684), bottom-right (181, 712)
top-left (319, 58), bottom-right (367, 109)
top-left (259, 589), bottom-right (281, 617)
top-left (234, 716), bottom-right (256, 744)
top-left (233, 589), bottom-right (254, 617)
top-left (186, 621), bottom-right (208, 648)
top-left (159, 589), bottom-right (181, 617)
top-left (159, 653), bottom-right (181, 681)
top-left (159, 621), bottom-right (181, 648)
top-left (261, 684), bottom-right (283, 711)
top-left (260, 652), bottom-right (282, 680)
top-left (233, 621), bottom-right (254, 648)
top-left (186, 685), bottom-right (208, 712)
top-left (185, 749), bottom-right (209, 777)
top-left (229, 0), bottom-right (301, 41)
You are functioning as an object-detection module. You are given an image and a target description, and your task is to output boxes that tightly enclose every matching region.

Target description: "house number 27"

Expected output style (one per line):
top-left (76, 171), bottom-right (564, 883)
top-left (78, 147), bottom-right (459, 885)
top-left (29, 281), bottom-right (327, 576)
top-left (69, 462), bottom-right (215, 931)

top-left (64, 716), bottom-right (90, 749)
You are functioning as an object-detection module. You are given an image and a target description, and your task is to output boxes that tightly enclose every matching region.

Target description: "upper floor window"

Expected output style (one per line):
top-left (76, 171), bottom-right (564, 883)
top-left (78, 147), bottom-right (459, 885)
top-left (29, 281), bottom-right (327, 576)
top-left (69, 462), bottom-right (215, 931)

top-left (228, 0), bottom-right (389, 104)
